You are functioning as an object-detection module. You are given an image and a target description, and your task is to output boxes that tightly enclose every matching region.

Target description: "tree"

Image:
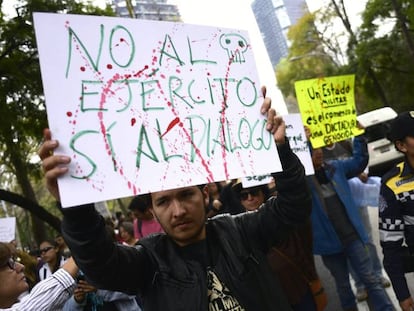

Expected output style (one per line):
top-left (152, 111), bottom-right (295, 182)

top-left (0, 0), bottom-right (115, 244)
top-left (356, 0), bottom-right (414, 112)
top-left (276, 0), bottom-right (414, 114)
top-left (275, 11), bottom-right (340, 107)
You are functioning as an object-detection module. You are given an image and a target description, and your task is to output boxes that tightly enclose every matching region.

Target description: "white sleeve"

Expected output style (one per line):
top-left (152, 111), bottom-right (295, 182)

top-left (2, 268), bottom-right (76, 311)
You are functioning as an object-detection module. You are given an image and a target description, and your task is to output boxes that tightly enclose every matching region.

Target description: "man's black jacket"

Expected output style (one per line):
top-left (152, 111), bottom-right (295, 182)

top-left (62, 142), bottom-right (312, 311)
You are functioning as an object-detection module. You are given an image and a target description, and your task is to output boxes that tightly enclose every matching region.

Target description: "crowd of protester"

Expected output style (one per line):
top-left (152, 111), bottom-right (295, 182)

top-left (1, 104), bottom-right (413, 310)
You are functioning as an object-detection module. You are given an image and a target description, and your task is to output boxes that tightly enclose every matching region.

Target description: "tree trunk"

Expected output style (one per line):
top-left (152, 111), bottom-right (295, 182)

top-left (390, 0), bottom-right (414, 59)
top-left (0, 189), bottom-right (61, 231)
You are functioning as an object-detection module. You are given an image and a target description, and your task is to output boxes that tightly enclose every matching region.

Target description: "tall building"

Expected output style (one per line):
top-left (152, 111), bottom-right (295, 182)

top-left (112, 0), bottom-right (180, 21)
top-left (251, 0), bottom-right (308, 68)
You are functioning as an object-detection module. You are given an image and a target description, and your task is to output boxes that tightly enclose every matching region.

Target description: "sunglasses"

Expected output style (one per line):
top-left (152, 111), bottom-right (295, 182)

top-left (1, 257), bottom-right (16, 271)
top-left (40, 246), bottom-right (54, 254)
top-left (239, 187), bottom-right (262, 201)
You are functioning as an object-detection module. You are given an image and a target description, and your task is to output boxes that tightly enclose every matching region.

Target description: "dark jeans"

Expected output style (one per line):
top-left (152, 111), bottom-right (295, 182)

top-left (322, 239), bottom-right (393, 311)
top-left (292, 287), bottom-right (317, 311)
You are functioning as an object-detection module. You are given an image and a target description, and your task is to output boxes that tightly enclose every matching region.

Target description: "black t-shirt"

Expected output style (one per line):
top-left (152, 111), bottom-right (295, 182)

top-left (178, 240), bottom-right (245, 311)
top-left (315, 168), bottom-right (359, 246)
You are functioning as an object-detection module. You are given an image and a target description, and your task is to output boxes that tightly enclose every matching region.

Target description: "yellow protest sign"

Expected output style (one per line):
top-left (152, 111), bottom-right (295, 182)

top-left (295, 74), bottom-right (364, 148)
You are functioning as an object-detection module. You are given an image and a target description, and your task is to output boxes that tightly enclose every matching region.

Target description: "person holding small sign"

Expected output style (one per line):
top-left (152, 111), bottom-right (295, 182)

top-left (306, 127), bottom-right (393, 311)
top-left (39, 88), bottom-right (312, 311)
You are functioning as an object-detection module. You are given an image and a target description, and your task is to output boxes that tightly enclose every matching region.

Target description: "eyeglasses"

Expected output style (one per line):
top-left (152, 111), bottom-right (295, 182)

top-left (40, 246), bottom-right (54, 254)
top-left (1, 257), bottom-right (16, 271)
top-left (239, 188), bottom-right (261, 201)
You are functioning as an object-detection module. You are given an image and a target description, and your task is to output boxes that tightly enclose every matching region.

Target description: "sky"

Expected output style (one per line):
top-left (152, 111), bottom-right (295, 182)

top-left (2, 0), bottom-right (367, 114)
top-left (167, 0), bottom-right (368, 114)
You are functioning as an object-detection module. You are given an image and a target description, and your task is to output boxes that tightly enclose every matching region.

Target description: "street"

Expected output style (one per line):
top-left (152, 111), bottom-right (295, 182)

top-left (316, 206), bottom-right (414, 310)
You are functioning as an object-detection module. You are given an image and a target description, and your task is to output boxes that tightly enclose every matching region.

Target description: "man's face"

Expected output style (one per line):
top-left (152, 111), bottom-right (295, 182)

top-left (396, 136), bottom-right (414, 158)
top-left (311, 148), bottom-right (324, 169)
top-left (239, 187), bottom-right (265, 211)
top-left (0, 258), bottom-right (28, 305)
top-left (150, 186), bottom-right (209, 247)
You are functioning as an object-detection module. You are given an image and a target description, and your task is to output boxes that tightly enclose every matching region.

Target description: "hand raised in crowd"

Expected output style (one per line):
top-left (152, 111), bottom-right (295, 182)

top-left (400, 296), bottom-right (414, 311)
top-left (260, 86), bottom-right (286, 145)
top-left (38, 128), bottom-right (71, 202)
top-left (73, 279), bottom-right (98, 303)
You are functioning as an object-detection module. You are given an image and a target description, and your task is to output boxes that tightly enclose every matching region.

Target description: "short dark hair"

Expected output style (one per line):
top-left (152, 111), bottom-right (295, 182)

top-left (119, 221), bottom-right (134, 236)
top-left (128, 194), bottom-right (151, 213)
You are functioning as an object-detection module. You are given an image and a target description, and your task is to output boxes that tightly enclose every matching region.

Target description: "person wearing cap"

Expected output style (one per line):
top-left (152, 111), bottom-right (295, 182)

top-left (232, 180), bottom-right (323, 311)
top-left (379, 111), bottom-right (414, 311)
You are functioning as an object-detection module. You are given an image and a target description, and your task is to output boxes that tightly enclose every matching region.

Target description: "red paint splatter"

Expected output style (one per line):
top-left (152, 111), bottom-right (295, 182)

top-left (107, 64), bottom-right (113, 69)
top-left (80, 66), bottom-right (85, 71)
top-left (131, 118), bottom-right (136, 126)
top-left (133, 66), bottom-right (149, 78)
top-left (161, 117), bottom-right (180, 138)
top-left (66, 111), bottom-right (72, 117)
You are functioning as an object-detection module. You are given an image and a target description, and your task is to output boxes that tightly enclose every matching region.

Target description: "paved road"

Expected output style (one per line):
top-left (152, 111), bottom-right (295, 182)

top-left (315, 206), bottom-right (414, 310)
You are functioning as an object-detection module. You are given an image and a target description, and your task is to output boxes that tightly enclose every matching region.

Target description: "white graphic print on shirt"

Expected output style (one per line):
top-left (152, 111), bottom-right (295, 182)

top-left (207, 269), bottom-right (245, 311)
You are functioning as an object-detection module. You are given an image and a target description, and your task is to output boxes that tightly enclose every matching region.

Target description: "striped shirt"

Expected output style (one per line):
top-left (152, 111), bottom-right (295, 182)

top-left (1, 268), bottom-right (76, 311)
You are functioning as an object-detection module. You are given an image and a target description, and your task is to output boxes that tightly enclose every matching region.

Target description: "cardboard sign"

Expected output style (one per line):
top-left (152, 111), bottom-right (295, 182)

top-left (33, 13), bottom-right (282, 207)
top-left (295, 74), bottom-right (364, 148)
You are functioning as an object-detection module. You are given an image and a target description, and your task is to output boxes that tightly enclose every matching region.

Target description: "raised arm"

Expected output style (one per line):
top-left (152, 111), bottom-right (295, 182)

top-left (38, 130), bottom-right (155, 294)
top-left (236, 94), bottom-right (311, 251)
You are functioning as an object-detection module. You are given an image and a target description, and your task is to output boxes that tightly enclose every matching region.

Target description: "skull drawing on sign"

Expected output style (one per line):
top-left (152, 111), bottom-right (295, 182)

top-left (219, 33), bottom-right (249, 64)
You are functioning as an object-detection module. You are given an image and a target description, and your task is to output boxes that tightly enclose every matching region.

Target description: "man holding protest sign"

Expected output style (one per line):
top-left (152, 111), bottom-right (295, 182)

top-left (305, 126), bottom-right (393, 311)
top-left (39, 88), bottom-right (312, 311)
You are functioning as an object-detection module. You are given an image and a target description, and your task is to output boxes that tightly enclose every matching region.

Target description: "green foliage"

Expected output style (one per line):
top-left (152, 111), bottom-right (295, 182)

top-left (355, 0), bottom-right (414, 112)
top-left (276, 11), bottom-right (341, 100)
top-left (0, 0), bottom-right (115, 243)
top-left (276, 0), bottom-right (414, 114)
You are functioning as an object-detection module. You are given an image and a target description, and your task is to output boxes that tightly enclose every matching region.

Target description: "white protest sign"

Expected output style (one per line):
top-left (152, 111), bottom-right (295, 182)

top-left (241, 113), bottom-right (314, 188)
top-left (0, 217), bottom-right (16, 242)
top-left (33, 13), bottom-right (281, 207)
top-left (242, 174), bottom-right (272, 188)
top-left (284, 113), bottom-right (314, 176)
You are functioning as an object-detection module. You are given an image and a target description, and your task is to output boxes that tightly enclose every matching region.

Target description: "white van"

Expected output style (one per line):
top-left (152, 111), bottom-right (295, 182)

top-left (357, 107), bottom-right (404, 176)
